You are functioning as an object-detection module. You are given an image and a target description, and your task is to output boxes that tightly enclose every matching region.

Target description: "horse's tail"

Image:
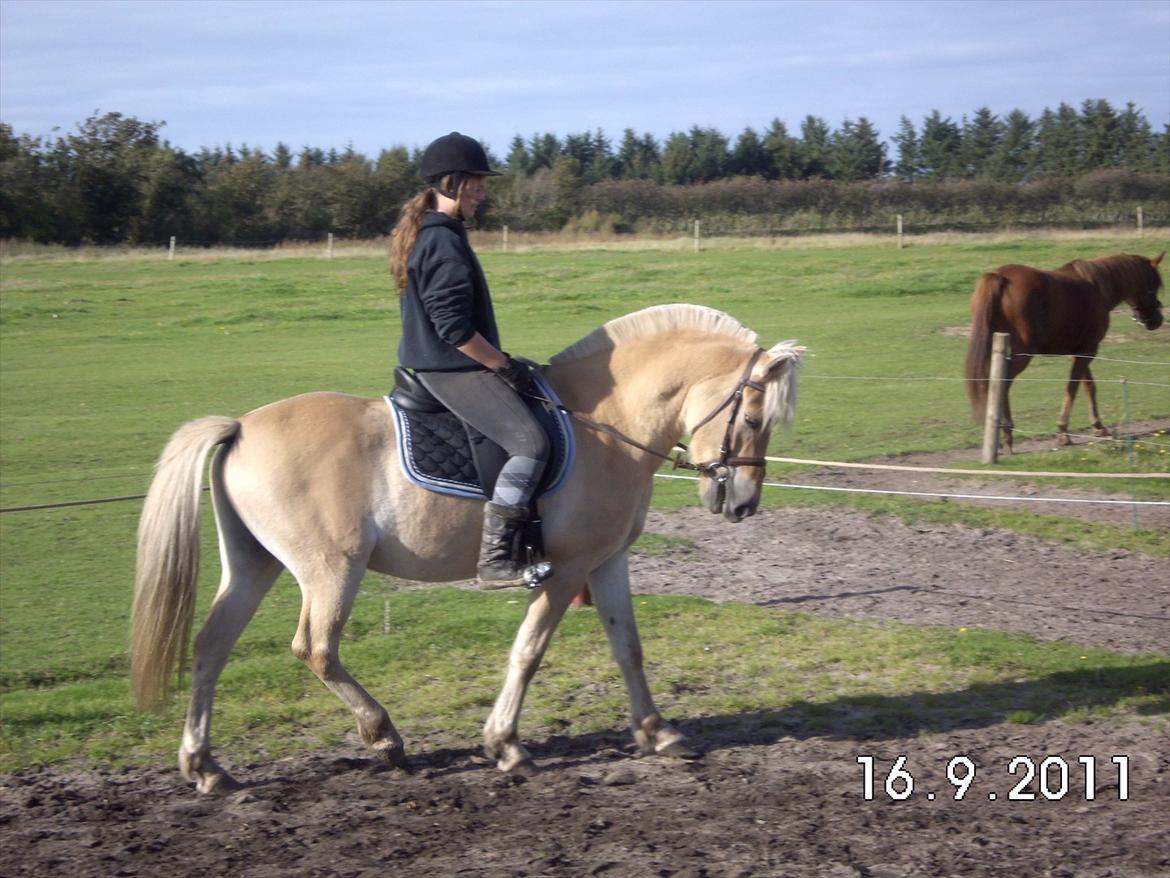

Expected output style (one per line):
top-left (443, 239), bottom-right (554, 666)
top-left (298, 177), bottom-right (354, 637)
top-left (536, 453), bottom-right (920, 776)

top-left (130, 416), bottom-right (241, 710)
top-left (964, 272), bottom-right (1007, 420)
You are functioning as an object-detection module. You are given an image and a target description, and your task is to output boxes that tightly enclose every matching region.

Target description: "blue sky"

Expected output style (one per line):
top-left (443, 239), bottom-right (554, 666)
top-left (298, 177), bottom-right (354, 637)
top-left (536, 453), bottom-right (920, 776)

top-left (1, 0), bottom-right (1168, 159)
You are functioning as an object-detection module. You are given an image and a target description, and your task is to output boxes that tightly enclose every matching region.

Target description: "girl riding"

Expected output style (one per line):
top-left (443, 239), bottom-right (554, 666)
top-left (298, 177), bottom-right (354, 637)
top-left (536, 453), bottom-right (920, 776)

top-left (390, 132), bottom-right (550, 588)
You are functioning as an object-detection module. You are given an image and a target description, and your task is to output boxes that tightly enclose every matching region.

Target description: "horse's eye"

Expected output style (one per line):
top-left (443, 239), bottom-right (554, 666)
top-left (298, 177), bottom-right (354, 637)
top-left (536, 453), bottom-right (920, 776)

top-left (744, 414), bottom-right (761, 430)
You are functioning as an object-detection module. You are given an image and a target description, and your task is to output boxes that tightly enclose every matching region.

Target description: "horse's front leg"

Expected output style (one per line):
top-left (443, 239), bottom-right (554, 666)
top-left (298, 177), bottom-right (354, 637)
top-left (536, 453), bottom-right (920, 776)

top-left (483, 578), bottom-right (577, 774)
top-left (588, 552), bottom-right (695, 759)
top-left (1081, 362), bottom-right (1108, 437)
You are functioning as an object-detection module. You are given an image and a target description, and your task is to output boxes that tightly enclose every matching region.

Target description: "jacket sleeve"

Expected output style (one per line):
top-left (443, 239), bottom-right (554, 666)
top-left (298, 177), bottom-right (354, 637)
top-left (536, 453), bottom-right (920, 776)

top-left (416, 253), bottom-right (477, 348)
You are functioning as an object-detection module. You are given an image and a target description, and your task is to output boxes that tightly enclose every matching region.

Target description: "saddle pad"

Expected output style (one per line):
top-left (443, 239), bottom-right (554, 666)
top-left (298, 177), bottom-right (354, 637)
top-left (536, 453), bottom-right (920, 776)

top-left (386, 372), bottom-right (575, 501)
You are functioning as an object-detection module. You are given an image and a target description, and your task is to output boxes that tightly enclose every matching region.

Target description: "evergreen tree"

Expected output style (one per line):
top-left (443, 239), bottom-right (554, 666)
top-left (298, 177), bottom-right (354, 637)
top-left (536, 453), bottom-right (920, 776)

top-left (1080, 98), bottom-right (1121, 170)
top-left (527, 133), bottom-right (560, 172)
top-left (1034, 103), bottom-right (1083, 176)
top-left (960, 107), bottom-right (1003, 178)
top-left (828, 117), bottom-right (885, 181)
top-left (762, 118), bottom-right (801, 180)
top-left (918, 111), bottom-right (962, 180)
top-left (1116, 102), bottom-right (1154, 171)
top-left (616, 129), bottom-right (659, 180)
top-left (690, 126), bottom-right (730, 182)
top-left (987, 110), bottom-right (1035, 182)
top-left (730, 127), bottom-right (769, 177)
top-left (660, 131), bottom-right (695, 184)
top-left (797, 115), bottom-right (831, 179)
top-left (892, 116), bottom-right (920, 181)
top-left (506, 135), bottom-right (530, 176)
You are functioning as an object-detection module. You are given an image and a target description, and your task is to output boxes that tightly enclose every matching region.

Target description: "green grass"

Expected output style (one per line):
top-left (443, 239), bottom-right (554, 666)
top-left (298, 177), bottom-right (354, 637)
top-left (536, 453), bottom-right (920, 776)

top-left (1, 235), bottom-right (1167, 769)
top-left (0, 588), bottom-right (1164, 771)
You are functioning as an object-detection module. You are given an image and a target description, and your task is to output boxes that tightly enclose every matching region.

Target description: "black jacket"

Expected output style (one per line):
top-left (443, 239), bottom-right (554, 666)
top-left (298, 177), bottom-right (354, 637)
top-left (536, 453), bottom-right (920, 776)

top-left (397, 211), bottom-right (501, 371)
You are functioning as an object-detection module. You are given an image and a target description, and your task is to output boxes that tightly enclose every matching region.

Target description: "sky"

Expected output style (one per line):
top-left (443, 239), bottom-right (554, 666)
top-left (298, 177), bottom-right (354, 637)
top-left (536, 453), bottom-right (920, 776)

top-left (1, 0), bottom-right (1168, 161)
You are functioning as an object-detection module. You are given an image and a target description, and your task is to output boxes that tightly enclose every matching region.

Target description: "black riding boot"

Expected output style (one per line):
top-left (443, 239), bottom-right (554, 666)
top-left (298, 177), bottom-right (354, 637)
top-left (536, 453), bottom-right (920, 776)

top-left (477, 502), bottom-right (530, 589)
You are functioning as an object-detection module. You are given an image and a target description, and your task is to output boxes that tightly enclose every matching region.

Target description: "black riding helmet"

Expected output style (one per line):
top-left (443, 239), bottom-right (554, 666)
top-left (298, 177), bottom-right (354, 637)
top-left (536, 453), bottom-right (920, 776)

top-left (420, 132), bottom-right (500, 199)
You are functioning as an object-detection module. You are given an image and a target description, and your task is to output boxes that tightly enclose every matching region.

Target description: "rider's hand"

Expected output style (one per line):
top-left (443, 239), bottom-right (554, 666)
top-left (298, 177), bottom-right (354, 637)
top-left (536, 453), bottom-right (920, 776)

top-left (494, 356), bottom-right (536, 396)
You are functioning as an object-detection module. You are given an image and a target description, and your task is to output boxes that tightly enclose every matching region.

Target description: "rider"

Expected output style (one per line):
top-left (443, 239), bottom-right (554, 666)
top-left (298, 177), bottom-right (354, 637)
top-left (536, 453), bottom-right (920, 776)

top-left (390, 132), bottom-right (550, 588)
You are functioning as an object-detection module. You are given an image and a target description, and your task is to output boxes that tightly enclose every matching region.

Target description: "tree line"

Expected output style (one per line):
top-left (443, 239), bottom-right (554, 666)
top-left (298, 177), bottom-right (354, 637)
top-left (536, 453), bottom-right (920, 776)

top-left (1, 99), bottom-right (1167, 245)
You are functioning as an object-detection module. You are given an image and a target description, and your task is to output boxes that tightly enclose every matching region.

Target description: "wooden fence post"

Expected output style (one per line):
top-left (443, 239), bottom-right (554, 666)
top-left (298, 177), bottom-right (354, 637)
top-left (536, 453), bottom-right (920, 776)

top-left (896, 214), bottom-right (904, 249)
top-left (503, 225), bottom-right (509, 251)
top-left (168, 236), bottom-right (176, 261)
top-left (981, 332), bottom-right (1011, 464)
top-left (694, 219), bottom-right (701, 252)
top-left (1137, 206), bottom-right (1144, 238)
top-left (327, 233), bottom-right (335, 258)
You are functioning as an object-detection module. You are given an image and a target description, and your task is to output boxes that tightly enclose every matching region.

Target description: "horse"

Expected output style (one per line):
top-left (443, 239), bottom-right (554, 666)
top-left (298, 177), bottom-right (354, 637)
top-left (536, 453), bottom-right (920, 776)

top-left (964, 252), bottom-right (1164, 451)
top-left (130, 304), bottom-right (803, 793)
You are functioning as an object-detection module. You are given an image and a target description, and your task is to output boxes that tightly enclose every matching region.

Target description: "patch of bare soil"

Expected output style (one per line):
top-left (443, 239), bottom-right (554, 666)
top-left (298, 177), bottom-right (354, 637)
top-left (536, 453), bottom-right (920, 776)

top-left (2, 439), bottom-right (1167, 878)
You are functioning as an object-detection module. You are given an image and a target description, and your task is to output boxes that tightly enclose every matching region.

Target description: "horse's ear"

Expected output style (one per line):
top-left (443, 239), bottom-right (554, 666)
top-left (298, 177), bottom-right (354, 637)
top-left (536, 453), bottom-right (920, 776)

top-left (1152, 251), bottom-right (1165, 268)
top-left (764, 342), bottom-right (805, 378)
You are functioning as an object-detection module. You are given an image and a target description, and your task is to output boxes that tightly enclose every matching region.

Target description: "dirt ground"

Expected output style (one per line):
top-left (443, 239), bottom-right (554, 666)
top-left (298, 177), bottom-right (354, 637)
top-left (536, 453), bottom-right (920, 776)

top-left (2, 435), bottom-right (1168, 877)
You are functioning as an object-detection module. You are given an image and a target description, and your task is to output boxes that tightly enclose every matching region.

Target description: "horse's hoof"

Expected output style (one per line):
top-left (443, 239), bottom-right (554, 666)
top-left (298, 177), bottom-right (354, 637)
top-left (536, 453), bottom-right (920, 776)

top-left (1057, 435), bottom-right (1072, 446)
top-left (504, 757), bottom-right (538, 777)
top-left (374, 743), bottom-right (412, 772)
top-left (196, 770), bottom-right (243, 795)
top-left (657, 740), bottom-right (700, 760)
top-left (487, 741), bottom-right (535, 775)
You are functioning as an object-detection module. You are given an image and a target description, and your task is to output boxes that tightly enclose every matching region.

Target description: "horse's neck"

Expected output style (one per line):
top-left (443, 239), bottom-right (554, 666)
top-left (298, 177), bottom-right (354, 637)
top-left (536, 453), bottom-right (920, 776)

top-left (551, 335), bottom-right (746, 454)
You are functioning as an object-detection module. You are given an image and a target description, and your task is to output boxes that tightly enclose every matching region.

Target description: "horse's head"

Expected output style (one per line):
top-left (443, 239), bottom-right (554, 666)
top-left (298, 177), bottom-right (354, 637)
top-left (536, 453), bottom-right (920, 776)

top-left (1130, 251), bottom-right (1164, 331)
top-left (685, 341), bottom-right (803, 522)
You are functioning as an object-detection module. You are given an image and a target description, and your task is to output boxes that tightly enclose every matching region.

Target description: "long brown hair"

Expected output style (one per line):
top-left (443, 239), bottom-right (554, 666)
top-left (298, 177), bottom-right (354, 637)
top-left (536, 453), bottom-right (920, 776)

top-left (389, 174), bottom-right (462, 294)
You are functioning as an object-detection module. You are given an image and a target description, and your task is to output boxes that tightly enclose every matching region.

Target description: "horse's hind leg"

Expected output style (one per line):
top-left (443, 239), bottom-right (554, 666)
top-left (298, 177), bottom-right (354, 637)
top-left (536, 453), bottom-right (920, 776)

top-left (588, 552), bottom-right (694, 759)
top-left (291, 561), bottom-right (409, 769)
top-left (180, 534), bottom-right (283, 794)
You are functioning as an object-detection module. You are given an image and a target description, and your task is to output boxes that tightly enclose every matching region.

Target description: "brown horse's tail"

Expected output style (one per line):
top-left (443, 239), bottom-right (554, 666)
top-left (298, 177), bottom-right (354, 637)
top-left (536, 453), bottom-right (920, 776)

top-left (964, 272), bottom-right (1007, 420)
top-left (130, 416), bottom-right (240, 710)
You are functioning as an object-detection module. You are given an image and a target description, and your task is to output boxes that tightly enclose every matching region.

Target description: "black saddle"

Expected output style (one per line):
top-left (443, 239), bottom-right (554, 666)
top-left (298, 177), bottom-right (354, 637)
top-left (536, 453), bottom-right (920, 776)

top-left (386, 367), bottom-right (575, 502)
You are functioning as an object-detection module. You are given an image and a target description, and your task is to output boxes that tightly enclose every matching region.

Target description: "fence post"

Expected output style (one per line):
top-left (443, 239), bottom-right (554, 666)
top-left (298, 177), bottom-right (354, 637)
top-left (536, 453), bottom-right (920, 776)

top-left (503, 225), bottom-right (509, 251)
top-left (327, 233), bottom-right (335, 258)
top-left (694, 219), bottom-right (701, 252)
top-left (981, 332), bottom-right (1010, 464)
top-left (168, 236), bottom-right (176, 261)
top-left (896, 214), bottom-right (904, 249)
top-left (1137, 206), bottom-right (1144, 238)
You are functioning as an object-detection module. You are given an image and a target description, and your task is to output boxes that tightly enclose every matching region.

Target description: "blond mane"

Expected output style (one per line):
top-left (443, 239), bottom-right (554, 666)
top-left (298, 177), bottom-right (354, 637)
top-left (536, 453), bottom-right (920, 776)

top-left (550, 303), bottom-right (758, 364)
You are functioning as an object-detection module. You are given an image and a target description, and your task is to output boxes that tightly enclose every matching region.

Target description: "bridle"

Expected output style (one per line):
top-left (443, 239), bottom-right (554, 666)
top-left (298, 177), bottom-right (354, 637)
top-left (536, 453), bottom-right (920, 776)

top-left (542, 347), bottom-right (769, 509)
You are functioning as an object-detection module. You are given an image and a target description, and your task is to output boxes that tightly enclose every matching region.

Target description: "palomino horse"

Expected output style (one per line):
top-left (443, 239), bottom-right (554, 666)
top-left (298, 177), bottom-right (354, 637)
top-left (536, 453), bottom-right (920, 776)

top-left (965, 252), bottom-right (1164, 450)
top-left (131, 304), bottom-right (802, 793)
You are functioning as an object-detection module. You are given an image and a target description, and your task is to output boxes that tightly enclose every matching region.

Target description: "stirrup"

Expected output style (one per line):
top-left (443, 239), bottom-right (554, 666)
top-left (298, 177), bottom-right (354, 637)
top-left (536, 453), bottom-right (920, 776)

top-left (524, 561), bottom-right (554, 589)
top-left (477, 560), bottom-right (554, 591)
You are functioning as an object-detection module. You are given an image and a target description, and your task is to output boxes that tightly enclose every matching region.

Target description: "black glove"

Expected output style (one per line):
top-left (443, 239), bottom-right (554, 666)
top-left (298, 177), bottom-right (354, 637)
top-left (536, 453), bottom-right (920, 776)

top-left (494, 356), bottom-right (535, 396)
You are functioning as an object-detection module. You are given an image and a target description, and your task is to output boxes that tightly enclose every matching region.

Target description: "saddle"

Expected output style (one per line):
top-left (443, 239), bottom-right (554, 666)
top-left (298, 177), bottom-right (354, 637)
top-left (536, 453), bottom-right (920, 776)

top-left (386, 367), bottom-right (575, 502)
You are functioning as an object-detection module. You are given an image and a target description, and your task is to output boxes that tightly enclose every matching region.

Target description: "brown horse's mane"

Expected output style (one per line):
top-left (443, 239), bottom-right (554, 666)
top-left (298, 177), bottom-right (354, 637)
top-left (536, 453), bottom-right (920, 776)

top-left (1062, 254), bottom-right (1163, 305)
top-left (549, 303), bottom-right (758, 365)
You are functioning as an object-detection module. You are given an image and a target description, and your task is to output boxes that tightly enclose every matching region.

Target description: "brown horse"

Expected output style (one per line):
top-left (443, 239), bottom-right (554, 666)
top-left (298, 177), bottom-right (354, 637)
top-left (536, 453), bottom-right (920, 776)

top-left (965, 252), bottom-right (1164, 450)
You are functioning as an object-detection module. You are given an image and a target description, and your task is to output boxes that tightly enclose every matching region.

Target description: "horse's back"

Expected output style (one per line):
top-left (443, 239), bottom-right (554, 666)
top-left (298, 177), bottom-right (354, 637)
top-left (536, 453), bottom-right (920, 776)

top-left (992, 264), bottom-right (1107, 353)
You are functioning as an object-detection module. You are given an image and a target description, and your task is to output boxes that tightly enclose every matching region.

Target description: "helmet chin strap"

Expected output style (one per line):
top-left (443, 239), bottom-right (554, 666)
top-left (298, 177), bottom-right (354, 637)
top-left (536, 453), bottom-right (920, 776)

top-left (432, 171), bottom-right (464, 201)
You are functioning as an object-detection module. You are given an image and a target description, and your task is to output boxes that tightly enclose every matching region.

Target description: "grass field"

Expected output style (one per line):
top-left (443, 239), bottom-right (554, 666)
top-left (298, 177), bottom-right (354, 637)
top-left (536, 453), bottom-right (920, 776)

top-left (1, 233), bottom-right (1167, 770)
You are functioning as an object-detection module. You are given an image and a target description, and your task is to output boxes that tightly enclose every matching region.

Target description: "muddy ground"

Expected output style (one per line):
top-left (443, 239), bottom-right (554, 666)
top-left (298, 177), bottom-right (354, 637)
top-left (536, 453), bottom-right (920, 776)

top-left (2, 436), bottom-right (1168, 877)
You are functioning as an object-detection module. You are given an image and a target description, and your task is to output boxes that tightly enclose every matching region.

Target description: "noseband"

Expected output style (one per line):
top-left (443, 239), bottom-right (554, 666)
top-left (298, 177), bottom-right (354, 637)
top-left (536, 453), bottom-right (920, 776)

top-left (674, 347), bottom-right (768, 509)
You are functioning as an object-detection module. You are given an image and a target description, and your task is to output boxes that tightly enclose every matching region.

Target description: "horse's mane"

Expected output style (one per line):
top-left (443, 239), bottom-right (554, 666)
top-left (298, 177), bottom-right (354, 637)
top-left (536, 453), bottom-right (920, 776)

top-left (1064, 254), bottom-right (1162, 301)
top-left (550, 304), bottom-right (758, 364)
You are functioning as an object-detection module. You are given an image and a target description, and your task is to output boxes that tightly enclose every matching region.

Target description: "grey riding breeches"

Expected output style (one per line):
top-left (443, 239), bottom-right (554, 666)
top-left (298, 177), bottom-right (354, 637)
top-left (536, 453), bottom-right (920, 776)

top-left (416, 369), bottom-right (549, 508)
